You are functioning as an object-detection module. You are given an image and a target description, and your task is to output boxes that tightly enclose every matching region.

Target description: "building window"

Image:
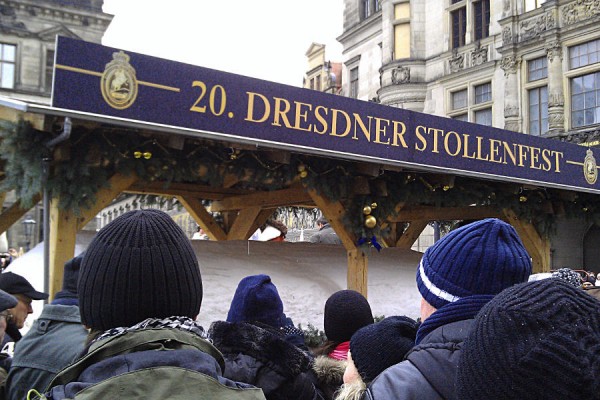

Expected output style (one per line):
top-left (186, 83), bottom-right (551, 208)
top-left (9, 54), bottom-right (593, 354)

top-left (571, 72), bottom-right (600, 128)
top-left (474, 82), bottom-right (491, 104)
top-left (528, 56), bottom-right (547, 81)
top-left (525, 57), bottom-right (548, 135)
top-left (394, 2), bottom-right (411, 59)
top-left (568, 40), bottom-right (600, 128)
top-left (570, 39), bottom-right (600, 70)
top-left (451, 7), bottom-right (466, 48)
top-left (362, 0), bottom-right (381, 19)
top-left (528, 87), bottom-right (548, 135)
top-left (452, 89), bottom-right (468, 110)
top-left (45, 49), bottom-right (55, 93)
top-left (448, 82), bottom-right (492, 125)
top-left (0, 43), bottom-right (16, 89)
top-left (474, 0), bottom-right (490, 40)
top-left (350, 67), bottom-right (359, 99)
top-left (316, 74), bottom-right (321, 91)
top-left (525, 0), bottom-right (544, 12)
top-left (449, 1), bottom-right (490, 49)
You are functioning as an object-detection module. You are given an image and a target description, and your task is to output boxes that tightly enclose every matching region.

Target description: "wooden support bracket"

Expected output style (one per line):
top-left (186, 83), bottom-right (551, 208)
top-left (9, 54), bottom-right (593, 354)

top-left (177, 195), bottom-right (227, 241)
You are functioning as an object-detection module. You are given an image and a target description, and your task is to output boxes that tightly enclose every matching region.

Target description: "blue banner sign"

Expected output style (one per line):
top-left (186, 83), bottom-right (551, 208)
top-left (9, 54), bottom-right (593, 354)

top-left (52, 37), bottom-right (600, 194)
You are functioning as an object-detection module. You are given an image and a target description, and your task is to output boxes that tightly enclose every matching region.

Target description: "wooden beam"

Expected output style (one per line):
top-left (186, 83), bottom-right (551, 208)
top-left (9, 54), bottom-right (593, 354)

top-left (347, 249), bottom-right (368, 297)
top-left (77, 173), bottom-right (138, 229)
top-left (227, 207), bottom-right (265, 240)
top-left (502, 209), bottom-right (550, 273)
top-left (48, 199), bottom-right (78, 299)
top-left (125, 181), bottom-right (245, 200)
top-left (177, 195), bottom-right (227, 241)
top-left (0, 194), bottom-right (42, 235)
top-left (390, 205), bottom-right (501, 222)
top-left (396, 220), bottom-right (429, 249)
top-left (305, 188), bottom-right (357, 251)
top-left (210, 187), bottom-right (313, 212)
top-left (0, 192), bottom-right (6, 209)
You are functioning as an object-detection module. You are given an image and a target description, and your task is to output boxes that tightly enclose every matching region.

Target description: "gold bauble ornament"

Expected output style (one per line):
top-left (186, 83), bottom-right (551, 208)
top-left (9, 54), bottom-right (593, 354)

top-left (133, 151), bottom-right (142, 159)
top-left (297, 164), bottom-right (306, 172)
top-left (299, 170), bottom-right (308, 178)
top-left (443, 185), bottom-right (450, 191)
top-left (363, 205), bottom-right (372, 215)
top-left (371, 202), bottom-right (378, 209)
top-left (143, 152), bottom-right (152, 160)
top-left (519, 195), bottom-right (527, 202)
top-left (364, 215), bottom-right (377, 228)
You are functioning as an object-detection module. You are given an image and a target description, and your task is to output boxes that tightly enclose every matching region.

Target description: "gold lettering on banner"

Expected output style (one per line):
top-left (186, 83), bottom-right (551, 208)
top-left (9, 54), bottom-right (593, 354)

top-left (241, 92), bottom-right (568, 177)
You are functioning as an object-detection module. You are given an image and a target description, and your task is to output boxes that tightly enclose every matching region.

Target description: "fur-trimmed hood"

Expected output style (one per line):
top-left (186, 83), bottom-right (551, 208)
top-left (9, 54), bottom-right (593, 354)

top-left (313, 355), bottom-right (346, 400)
top-left (209, 320), bottom-right (313, 378)
top-left (313, 355), bottom-right (346, 386)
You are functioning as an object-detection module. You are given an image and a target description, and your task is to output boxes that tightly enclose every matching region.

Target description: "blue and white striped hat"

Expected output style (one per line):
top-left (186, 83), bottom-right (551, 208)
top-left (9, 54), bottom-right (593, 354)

top-left (416, 218), bottom-right (532, 310)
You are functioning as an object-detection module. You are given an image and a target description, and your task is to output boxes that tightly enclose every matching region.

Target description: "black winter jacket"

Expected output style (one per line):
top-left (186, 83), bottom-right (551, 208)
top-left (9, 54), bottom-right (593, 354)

top-left (363, 319), bottom-right (472, 400)
top-left (209, 321), bottom-right (325, 400)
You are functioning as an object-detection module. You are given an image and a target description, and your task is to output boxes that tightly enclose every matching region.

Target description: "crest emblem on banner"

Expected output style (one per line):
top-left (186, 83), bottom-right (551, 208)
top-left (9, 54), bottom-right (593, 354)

top-left (584, 149), bottom-right (598, 185)
top-left (100, 51), bottom-right (138, 109)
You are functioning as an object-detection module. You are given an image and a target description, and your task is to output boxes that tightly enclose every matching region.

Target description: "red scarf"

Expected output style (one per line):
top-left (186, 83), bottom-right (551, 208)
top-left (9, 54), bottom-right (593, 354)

top-left (328, 341), bottom-right (350, 361)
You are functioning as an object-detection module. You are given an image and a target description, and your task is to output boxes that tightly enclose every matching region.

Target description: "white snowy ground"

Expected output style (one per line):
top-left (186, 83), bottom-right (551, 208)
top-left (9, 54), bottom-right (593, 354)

top-left (6, 237), bottom-right (423, 333)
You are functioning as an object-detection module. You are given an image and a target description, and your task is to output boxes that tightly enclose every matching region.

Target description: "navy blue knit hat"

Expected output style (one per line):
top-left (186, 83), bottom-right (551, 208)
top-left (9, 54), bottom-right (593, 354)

top-left (456, 278), bottom-right (600, 399)
top-left (417, 218), bottom-right (531, 310)
top-left (350, 315), bottom-right (418, 383)
top-left (226, 274), bottom-right (285, 328)
top-left (79, 209), bottom-right (203, 331)
top-left (324, 289), bottom-right (373, 342)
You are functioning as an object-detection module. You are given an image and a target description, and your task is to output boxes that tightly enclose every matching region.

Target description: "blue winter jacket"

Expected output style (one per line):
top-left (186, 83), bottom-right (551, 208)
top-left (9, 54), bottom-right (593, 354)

top-left (7, 304), bottom-right (87, 400)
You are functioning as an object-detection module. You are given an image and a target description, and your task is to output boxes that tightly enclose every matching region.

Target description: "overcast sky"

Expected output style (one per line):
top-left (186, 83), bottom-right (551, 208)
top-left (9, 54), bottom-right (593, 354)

top-left (101, 1), bottom-right (344, 87)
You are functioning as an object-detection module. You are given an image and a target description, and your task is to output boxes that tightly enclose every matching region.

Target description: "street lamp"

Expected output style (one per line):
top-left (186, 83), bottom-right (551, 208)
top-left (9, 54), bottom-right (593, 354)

top-left (22, 215), bottom-right (36, 251)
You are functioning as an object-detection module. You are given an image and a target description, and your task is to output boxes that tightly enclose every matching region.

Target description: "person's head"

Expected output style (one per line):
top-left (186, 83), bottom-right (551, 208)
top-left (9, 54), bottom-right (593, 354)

top-left (416, 218), bottom-right (532, 322)
top-left (345, 315), bottom-right (418, 385)
top-left (52, 252), bottom-right (84, 306)
top-left (226, 274), bottom-right (285, 328)
top-left (324, 290), bottom-right (373, 344)
top-left (456, 278), bottom-right (600, 399)
top-left (0, 272), bottom-right (48, 329)
top-left (0, 289), bottom-right (17, 343)
top-left (78, 209), bottom-right (203, 331)
top-left (258, 220), bottom-right (287, 242)
top-left (316, 216), bottom-right (328, 228)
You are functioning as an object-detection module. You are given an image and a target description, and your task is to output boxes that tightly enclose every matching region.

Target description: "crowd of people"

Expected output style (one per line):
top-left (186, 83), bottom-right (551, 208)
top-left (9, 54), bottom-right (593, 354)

top-left (0, 210), bottom-right (597, 399)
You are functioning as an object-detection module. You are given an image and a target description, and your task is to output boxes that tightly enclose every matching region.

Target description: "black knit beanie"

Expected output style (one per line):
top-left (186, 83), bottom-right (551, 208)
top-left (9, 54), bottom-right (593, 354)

top-left (456, 278), bottom-right (600, 400)
top-left (350, 315), bottom-right (418, 383)
top-left (324, 289), bottom-right (373, 342)
top-left (78, 209), bottom-right (203, 331)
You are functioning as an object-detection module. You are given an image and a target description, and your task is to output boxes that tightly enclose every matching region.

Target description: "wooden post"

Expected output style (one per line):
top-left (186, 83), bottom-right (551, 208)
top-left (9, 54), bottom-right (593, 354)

top-left (48, 200), bottom-right (78, 298)
top-left (305, 186), bottom-right (369, 297)
top-left (347, 249), bottom-right (368, 297)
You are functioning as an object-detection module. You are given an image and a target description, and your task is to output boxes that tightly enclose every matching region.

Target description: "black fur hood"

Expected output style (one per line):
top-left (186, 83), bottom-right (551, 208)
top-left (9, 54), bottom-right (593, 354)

top-left (209, 320), bottom-right (313, 378)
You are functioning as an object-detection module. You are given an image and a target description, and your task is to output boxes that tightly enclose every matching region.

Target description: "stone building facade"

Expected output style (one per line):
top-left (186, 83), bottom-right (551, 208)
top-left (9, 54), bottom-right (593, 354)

top-left (0, 0), bottom-right (111, 250)
top-left (337, 0), bottom-right (600, 269)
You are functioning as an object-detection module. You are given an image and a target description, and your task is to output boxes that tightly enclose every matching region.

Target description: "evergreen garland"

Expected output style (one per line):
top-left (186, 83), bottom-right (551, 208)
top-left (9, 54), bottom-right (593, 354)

top-left (1, 120), bottom-right (600, 245)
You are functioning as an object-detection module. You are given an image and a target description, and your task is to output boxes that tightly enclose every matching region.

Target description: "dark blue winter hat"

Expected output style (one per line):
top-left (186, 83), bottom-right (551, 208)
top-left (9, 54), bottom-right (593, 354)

top-left (350, 315), bottom-right (418, 383)
top-left (226, 274), bottom-right (285, 328)
top-left (456, 278), bottom-right (600, 399)
top-left (79, 209), bottom-right (203, 331)
top-left (416, 218), bottom-right (531, 310)
top-left (53, 252), bottom-right (84, 306)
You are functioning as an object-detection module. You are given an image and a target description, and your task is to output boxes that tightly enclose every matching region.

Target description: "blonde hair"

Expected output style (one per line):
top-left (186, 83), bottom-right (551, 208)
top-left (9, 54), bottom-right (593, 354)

top-left (333, 379), bottom-right (367, 400)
